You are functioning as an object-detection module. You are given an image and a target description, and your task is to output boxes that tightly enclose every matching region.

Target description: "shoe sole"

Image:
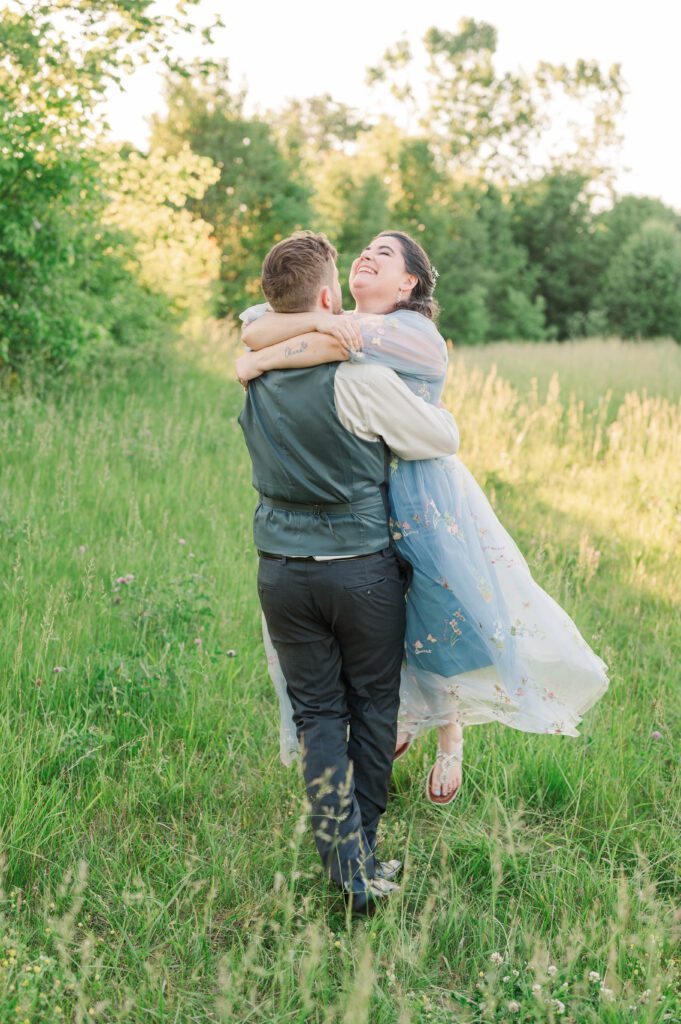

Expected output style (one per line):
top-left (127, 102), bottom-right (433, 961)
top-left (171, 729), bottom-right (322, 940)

top-left (393, 738), bottom-right (413, 761)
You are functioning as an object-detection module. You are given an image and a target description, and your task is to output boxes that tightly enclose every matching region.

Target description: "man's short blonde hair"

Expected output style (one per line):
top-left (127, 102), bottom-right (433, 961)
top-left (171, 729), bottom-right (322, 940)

top-left (261, 231), bottom-right (338, 312)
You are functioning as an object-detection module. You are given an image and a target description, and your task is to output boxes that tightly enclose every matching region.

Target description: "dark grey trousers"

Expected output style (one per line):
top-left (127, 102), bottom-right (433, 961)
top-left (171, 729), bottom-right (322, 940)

top-left (257, 548), bottom-right (407, 887)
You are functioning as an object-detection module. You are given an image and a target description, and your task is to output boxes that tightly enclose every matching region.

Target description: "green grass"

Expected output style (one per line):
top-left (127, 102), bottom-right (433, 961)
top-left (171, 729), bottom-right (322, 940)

top-left (0, 336), bottom-right (679, 1022)
top-left (452, 336), bottom-right (681, 413)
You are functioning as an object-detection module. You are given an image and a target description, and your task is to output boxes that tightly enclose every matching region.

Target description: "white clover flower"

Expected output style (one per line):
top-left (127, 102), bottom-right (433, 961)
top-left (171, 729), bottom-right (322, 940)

top-left (490, 952), bottom-right (504, 965)
top-left (589, 971), bottom-right (600, 983)
top-left (552, 999), bottom-right (565, 1015)
top-left (547, 964), bottom-right (558, 977)
top-left (532, 983), bottom-right (542, 995)
top-left (507, 1000), bottom-right (521, 1013)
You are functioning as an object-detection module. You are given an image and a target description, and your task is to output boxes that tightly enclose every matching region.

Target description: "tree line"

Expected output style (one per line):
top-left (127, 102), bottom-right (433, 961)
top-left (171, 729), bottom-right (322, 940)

top-left (2, 2), bottom-right (681, 378)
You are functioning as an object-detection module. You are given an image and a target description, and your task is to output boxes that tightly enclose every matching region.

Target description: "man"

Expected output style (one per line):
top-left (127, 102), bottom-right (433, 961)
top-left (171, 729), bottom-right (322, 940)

top-left (238, 232), bottom-right (459, 915)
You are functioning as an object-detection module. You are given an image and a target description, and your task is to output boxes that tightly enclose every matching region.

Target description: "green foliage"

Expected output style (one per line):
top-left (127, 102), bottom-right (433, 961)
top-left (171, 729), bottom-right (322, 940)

top-left (367, 19), bottom-right (625, 181)
top-left (0, 115), bottom-right (169, 369)
top-left (307, 128), bottom-right (547, 342)
top-left (0, 1), bottom-right (220, 372)
top-left (431, 182), bottom-right (548, 342)
top-left (274, 94), bottom-right (369, 164)
top-left (596, 195), bottom-right (681, 257)
top-left (603, 220), bottom-right (681, 340)
top-left (510, 173), bottom-right (601, 339)
top-left (103, 145), bottom-right (221, 322)
top-left (150, 66), bottom-right (313, 316)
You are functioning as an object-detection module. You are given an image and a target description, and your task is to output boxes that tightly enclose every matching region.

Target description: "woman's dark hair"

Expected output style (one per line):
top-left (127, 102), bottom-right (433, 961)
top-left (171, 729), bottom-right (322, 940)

top-left (379, 231), bottom-right (440, 322)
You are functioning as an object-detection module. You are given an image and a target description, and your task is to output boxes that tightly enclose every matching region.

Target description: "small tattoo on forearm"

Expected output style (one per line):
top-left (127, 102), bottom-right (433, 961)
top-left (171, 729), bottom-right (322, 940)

top-left (284, 341), bottom-right (308, 358)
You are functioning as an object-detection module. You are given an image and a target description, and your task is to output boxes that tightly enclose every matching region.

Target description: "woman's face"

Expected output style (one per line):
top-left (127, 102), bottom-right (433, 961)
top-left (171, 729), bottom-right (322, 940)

top-left (349, 235), bottom-right (417, 312)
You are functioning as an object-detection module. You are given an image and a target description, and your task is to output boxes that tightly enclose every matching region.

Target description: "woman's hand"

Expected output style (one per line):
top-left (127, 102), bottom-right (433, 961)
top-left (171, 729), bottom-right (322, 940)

top-left (235, 350), bottom-right (263, 389)
top-left (313, 313), bottom-right (363, 355)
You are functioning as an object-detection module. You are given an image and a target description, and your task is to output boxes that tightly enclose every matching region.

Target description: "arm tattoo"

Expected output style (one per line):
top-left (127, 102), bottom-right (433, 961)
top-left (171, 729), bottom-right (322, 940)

top-left (284, 340), bottom-right (309, 358)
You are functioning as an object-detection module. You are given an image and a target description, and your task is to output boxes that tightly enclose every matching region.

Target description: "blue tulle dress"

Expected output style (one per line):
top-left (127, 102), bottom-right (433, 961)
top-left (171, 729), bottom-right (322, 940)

top-left (241, 304), bottom-right (609, 765)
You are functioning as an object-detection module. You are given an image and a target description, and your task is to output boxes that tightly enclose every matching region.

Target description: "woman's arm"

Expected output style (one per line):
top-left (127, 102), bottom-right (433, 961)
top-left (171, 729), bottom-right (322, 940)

top-left (355, 310), bottom-right (448, 381)
top-left (242, 310), bottom-right (362, 351)
top-left (236, 332), bottom-right (349, 384)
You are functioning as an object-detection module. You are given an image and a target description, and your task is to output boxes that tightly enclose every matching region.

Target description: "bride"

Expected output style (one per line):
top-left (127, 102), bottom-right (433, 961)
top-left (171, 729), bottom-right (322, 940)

top-left (236, 230), bottom-right (609, 805)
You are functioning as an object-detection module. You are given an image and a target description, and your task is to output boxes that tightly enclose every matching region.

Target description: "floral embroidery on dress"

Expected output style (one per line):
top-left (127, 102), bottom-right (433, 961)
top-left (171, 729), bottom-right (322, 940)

top-left (444, 512), bottom-right (460, 537)
top-left (489, 623), bottom-right (505, 650)
top-left (447, 610), bottom-right (465, 645)
top-left (424, 498), bottom-right (442, 530)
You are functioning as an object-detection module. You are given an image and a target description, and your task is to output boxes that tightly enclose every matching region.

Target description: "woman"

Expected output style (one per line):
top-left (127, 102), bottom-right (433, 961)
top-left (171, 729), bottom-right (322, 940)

top-left (237, 231), bottom-right (609, 805)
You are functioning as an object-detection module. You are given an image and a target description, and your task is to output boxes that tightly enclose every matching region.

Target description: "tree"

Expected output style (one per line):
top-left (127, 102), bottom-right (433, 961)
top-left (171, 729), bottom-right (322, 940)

top-left (603, 221), bottom-right (681, 341)
top-left (103, 145), bottom-right (220, 323)
top-left (0, 0), bottom-right (221, 370)
top-left (151, 66), bottom-right (313, 316)
top-left (594, 195), bottom-right (681, 272)
top-left (274, 94), bottom-right (368, 166)
top-left (366, 19), bottom-right (625, 183)
top-left (510, 173), bottom-right (601, 338)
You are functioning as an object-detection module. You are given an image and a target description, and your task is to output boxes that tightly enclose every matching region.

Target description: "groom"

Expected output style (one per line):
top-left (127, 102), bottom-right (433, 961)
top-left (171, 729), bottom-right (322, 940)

top-left (238, 232), bottom-right (459, 915)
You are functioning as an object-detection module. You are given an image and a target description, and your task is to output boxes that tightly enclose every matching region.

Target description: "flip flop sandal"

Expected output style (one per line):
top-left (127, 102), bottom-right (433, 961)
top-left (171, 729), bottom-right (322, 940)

top-left (426, 742), bottom-right (463, 806)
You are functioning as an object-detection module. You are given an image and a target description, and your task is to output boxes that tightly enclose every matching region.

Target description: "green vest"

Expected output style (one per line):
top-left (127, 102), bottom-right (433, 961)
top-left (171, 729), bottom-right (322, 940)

top-left (238, 364), bottom-right (389, 557)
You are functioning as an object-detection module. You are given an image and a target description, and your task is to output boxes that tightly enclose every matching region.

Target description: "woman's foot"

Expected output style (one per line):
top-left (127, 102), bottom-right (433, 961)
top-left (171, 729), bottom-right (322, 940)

top-left (393, 730), bottom-right (414, 761)
top-left (427, 722), bottom-right (463, 804)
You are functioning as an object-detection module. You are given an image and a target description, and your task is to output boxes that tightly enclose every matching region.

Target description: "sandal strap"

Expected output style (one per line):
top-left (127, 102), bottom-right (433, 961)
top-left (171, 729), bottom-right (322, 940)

top-left (435, 743), bottom-right (463, 768)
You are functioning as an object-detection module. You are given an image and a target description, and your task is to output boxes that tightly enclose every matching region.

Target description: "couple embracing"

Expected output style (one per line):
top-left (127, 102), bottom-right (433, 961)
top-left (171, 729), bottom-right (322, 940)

top-left (236, 230), bottom-right (608, 916)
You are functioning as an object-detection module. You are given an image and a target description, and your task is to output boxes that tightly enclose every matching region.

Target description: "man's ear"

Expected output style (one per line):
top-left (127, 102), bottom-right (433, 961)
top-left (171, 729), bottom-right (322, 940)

top-left (319, 285), bottom-right (333, 310)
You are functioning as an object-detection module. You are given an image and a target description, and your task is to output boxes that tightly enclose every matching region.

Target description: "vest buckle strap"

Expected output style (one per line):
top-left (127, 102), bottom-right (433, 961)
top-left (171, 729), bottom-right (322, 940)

top-left (259, 494), bottom-right (379, 516)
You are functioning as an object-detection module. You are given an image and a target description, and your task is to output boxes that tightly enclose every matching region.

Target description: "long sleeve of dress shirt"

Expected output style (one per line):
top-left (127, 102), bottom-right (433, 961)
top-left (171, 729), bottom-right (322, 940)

top-left (333, 362), bottom-right (459, 460)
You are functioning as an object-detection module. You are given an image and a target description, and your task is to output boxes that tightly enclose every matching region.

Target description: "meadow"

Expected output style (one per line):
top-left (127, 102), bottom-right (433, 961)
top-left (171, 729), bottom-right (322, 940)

top-left (0, 336), bottom-right (679, 1023)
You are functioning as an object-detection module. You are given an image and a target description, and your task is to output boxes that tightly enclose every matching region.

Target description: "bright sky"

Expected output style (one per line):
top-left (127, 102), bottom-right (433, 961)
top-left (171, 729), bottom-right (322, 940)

top-left (105, 0), bottom-right (681, 210)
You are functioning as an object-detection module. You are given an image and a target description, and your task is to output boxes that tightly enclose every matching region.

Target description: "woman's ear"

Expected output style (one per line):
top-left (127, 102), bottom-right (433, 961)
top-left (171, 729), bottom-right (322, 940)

top-left (403, 274), bottom-right (418, 296)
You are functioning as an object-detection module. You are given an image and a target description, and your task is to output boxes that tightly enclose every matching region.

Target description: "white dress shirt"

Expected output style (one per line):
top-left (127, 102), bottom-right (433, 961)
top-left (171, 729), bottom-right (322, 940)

top-left (334, 361), bottom-right (458, 459)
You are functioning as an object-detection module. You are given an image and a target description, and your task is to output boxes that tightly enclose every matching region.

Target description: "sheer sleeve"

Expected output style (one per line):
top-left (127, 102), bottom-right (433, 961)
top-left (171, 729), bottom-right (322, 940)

top-left (239, 302), bottom-right (271, 326)
top-left (238, 303), bottom-right (448, 392)
top-left (351, 310), bottom-right (448, 383)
